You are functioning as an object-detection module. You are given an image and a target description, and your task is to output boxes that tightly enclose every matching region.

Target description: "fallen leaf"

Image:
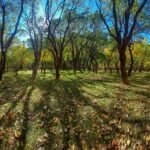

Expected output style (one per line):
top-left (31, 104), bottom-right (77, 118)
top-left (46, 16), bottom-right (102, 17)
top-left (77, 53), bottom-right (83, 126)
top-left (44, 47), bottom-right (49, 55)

top-left (14, 130), bottom-right (21, 138)
top-left (127, 139), bottom-right (130, 145)
top-left (138, 144), bottom-right (143, 150)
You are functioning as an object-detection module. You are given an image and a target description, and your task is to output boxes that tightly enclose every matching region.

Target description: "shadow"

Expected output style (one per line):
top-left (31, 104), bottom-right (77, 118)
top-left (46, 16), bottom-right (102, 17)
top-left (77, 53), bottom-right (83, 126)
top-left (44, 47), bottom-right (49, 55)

top-left (0, 74), bottom-right (29, 106)
top-left (32, 92), bottom-right (56, 149)
top-left (36, 80), bottom-right (84, 149)
top-left (18, 87), bottom-right (33, 150)
top-left (1, 71), bottom-right (149, 149)
top-left (36, 79), bottom-right (120, 149)
top-left (0, 88), bottom-right (27, 127)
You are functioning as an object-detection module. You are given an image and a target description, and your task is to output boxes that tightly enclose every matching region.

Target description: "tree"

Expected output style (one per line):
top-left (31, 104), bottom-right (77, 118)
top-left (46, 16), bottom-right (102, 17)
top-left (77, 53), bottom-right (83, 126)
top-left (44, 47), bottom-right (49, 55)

top-left (24, 0), bottom-right (44, 86)
top-left (97, 0), bottom-right (148, 84)
top-left (45, 0), bottom-right (87, 79)
top-left (7, 44), bottom-right (33, 75)
top-left (127, 41), bottom-right (134, 77)
top-left (0, 0), bottom-right (24, 80)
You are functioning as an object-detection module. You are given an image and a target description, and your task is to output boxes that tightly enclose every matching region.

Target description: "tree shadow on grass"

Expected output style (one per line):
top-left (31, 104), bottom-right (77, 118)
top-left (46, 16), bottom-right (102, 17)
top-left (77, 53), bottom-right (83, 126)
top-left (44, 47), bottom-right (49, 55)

top-left (35, 80), bottom-right (84, 149)
top-left (36, 79), bottom-right (122, 149)
top-left (36, 77), bottom-right (150, 149)
top-left (18, 87), bottom-right (34, 150)
top-left (32, 93), bottom-right (56, 149)
top-left (0, 74), bottom-right (29, 105)
top-left (0, 88), bottom-right (27, 127)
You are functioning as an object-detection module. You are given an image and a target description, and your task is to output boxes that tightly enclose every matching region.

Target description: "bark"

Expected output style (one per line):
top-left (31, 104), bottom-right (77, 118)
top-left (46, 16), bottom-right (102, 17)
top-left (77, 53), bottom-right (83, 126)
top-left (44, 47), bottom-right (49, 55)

top-left (0, 52), bottom-right (6, 81)
top-left (72, 49), bottom-right (77, 75)
top-left (95, 61), bottom-right (98, 73)
top-left (128, 45), bottom-right (134, 77)
top-left (73, 60), bottom-right (77, 75)
top-left (104, 63), bottom-right (107, 73)
top-left (119, 49), bottom-right (129, 85)
top-left (92, 62), bottom-right (95, 73)
top-left (139, 63), bottom-right (143, 72)
top-left (115, 62), bottom-right (120, 75)
top-left (107, 61), bottom-right (112, 74)
top-left (31, 60), bottom-right (39, 87)
top-left (31, 53), bottom-right (41, 87)
top-left (55, 65), bottom-right (60, 79)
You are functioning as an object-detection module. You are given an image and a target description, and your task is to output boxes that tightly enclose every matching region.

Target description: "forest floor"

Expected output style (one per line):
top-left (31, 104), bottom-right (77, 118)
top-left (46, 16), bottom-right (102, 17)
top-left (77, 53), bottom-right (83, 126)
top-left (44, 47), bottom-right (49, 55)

top-left (0, 71), bottom-right (150, 150)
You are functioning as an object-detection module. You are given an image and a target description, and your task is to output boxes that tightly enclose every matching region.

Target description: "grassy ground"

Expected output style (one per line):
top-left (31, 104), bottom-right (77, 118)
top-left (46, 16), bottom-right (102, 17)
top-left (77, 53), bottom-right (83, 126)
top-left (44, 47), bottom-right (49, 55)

top-left (0, 71), bottom-right (150, 150)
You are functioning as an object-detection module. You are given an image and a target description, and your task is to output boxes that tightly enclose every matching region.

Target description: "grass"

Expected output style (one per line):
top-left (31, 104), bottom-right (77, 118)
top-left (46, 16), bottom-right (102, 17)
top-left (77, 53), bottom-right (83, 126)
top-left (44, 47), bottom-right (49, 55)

top-left (0, 70), bottom-right (150, 150)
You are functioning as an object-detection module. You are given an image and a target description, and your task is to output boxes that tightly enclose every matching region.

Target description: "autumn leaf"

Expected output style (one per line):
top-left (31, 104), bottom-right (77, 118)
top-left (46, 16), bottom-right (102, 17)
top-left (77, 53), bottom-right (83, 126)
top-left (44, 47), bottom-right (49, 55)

top-left (0, 129), bottom-right (5, 141)
top-left (138, 144), bottom-right (143, 150)
top-left (14, 130), bottom-right (22, 138)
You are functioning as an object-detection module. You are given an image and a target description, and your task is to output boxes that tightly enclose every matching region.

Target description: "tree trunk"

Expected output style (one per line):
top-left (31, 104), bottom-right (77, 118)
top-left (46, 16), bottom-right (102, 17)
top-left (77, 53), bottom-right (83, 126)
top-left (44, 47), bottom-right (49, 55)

top-left (73, 59), bottom-right (77, 76)
top-left (55, 65), bottom-right (60, 79)
top-left (95, 61), bottom-right (98, 73)
top-left (115, 62), bottom-right (120, 75)
top-left (104, 63), bottom-right (107, 72)
top-left (32, 50), bottom-right (41, 87)
top-left (107, 60), bottom-right (112, 74)
top-left (119, 49), bottom-right (129, 85)
top-left (92, 62), bottom-right (95, 72)
top-left (0, 51), bottom-right (6, 81)
top-left (55, 53), bottom-right (62, 80)
top-left (128, 46), bottom-right (134, 77)
top-left (31, 60), bottom-right (39, 87)
top-left (0, 70), bottom-right (3, 81)
top-left (139, 62), bottom-right (143, 72)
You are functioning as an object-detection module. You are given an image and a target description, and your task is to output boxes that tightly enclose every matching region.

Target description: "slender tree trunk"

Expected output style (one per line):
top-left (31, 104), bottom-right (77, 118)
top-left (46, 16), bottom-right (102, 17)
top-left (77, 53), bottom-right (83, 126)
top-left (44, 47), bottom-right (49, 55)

top-left (115, 62), bottom-right (120, 75)
top-left (55, 64), bottom-right (60, 79)
top-left (107, 61), bottom-right (112, 74)
top-left (31, 60), bottom-right (39, 87)
top-left (139, 62), bottom-right (143, 72)
top-left (0, 70), bottom-right (3, 81)
top-left (104, 63), bottom-right (107, 72)
top-left (73, 61), bottom-right (77, 75)
top-left (54, 55), bottom-right (61, 80)
top-left (73, 57), bottom-right (77, 76)
top-left (0, 51), bottom-right (6, 81)
top-left (31, 50), bottom-right (41, 87)
top-left (71, 41), bottom-right (77, 75)
top-left (119, 49), bottom-right (129, 85)
top-left (95, 61), bottom-right (98, 73)
top-left (128, 46), bottom-right (134, 77)
top-left (78, 58), bottom-right (81, 72)
top-left (92, 62), bottom-right (95, 72)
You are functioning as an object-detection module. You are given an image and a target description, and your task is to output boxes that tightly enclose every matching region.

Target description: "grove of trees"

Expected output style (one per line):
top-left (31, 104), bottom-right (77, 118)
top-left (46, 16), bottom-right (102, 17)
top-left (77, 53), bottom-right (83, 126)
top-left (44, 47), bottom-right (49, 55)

top-left (0, 0), bottom-right (150, 85)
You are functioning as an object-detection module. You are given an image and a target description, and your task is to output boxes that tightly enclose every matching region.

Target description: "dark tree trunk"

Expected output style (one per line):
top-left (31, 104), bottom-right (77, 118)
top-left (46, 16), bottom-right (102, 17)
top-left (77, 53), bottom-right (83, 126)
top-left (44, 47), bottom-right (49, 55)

top-left (115, 62), bottom-right (120, 75)
top-left (107, 62), bottom-right (112, 74)
top-left (119, 49), bottom-right (129, 85)
top-left (55, 65), bottom-right (60, 79)
top-left (95, 61), bottom-right (98, 73)
top-left (128, 46), bottom-right (134, 77)
top-left (139, 63), bottom-right (143, 72)
top-left (73, 62), bottom-right (77, 75)
top-left (31, 51), bottom-right (41, 87)
top-left (0, 71), bottom-right (3, 81)
top-left (0, 52), bottom-right (6, 81)
top-left (104, 63), bottom-right (107, 73)
top-left (32, 68), bottom-right (38, 83)
top-left (31, 62), bottom-right (39, 87)
top-left (73, 58), bottom-right (77, 76)
top-left (55, 53), bottom-right (62, 79)
top-left (82, 58), bottom-right (87, 71)
top-left (92, 62), bottom-right (95, 73)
